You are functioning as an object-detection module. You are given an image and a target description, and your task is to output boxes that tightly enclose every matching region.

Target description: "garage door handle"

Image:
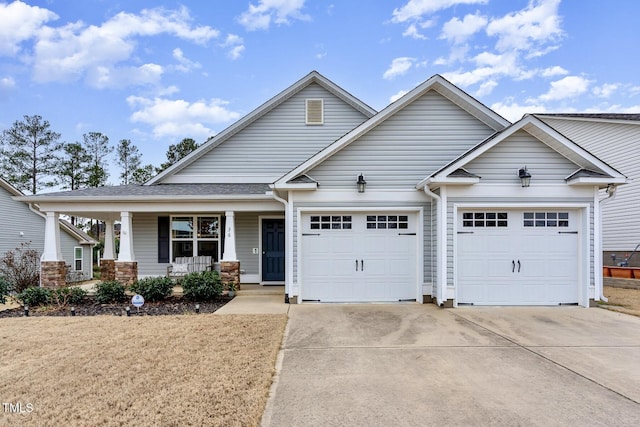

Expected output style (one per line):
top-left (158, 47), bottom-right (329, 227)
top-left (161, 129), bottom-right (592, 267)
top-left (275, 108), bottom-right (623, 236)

top-left (361, 260), bottom-right (364, 271)
top-left (517, 260), bottom-right (521, 273)
top-left (355, 259), bottom-right (359, 271)
top-left (512, 260), bottom-right (516, 272)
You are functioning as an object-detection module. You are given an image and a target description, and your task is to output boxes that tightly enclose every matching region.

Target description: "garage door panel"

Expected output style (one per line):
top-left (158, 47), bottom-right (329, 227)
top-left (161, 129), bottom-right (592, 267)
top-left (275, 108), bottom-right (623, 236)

top-left (458, 209), bottom-right (579, 306)
top-left (301, 212), bottom-right (418, 302)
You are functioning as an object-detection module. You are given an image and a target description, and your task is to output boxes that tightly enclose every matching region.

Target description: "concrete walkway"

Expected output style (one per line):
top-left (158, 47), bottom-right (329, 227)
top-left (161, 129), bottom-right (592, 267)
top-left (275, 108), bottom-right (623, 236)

top-left (262, 304), bottom-right (640, 426)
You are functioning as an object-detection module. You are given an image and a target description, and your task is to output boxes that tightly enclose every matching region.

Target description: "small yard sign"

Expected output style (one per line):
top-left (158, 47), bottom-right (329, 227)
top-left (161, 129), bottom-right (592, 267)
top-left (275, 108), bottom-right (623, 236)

top-left (131, 294), bottom-right (145, 308)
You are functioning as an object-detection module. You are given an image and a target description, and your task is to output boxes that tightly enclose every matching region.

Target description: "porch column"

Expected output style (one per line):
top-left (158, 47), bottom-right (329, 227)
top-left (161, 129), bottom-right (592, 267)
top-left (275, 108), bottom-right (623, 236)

top-left (115, 212), bottom-right (137, 284)
top-left (100, 219), bottom-right (116, 281)
top-left (41, 212), bottom-right (66, 288)
top-left (221, 210), bottom-right (240, 289)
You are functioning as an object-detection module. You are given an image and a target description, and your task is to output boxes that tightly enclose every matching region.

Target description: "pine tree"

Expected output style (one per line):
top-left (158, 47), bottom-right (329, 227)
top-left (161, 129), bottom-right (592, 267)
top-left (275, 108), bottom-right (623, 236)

top-left (116, 139), bottom-right (142, 185)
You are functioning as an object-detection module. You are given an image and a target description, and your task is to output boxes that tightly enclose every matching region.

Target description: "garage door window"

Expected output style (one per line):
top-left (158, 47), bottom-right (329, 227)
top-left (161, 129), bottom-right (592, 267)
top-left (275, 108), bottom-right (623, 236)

top-left (462, 212), bottom-right (508, 228)
top-left (523, 212), bottom-right (569, 227)
top-left (366, 215), bottom-right (408, 230)
top-left (310, 215), bottom-right (352, 230)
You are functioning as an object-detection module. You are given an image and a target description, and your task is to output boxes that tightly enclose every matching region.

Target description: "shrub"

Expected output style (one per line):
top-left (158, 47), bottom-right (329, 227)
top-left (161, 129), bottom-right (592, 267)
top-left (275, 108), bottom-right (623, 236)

top-left (17, 286), bottom-right (52, 307)
top-left (0, 243), bottom-right (40, 292)
top-left (51, 286), bottom-right (88, 307)
top-left (0, 277), bottom-right (10, 304)
top-left (129, 277), bottom-right (174, 302)
top-left (95, 280), bottom-right (126, 304)
top-left (181, 270), bottom-right (223, 301)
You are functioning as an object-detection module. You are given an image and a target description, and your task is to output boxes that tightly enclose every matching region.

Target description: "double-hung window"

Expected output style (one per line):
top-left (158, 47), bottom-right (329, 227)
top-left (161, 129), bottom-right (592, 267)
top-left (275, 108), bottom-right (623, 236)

top-left (171, 216), bottom-right (220, 261)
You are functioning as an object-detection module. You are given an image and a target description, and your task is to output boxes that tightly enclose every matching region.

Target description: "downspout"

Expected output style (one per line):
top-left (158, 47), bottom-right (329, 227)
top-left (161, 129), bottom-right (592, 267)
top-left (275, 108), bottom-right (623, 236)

top-left (271, 189), bottom-right (290, 303)
top-left (422, 186), bottom-right (445, 306)
top-left (596, 184), bottom-right (617, 303)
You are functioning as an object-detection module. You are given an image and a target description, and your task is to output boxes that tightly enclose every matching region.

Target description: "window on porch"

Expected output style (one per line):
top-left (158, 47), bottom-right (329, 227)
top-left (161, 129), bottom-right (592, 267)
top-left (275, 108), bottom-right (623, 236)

top-left (171, 216), bottom-right (220, 261)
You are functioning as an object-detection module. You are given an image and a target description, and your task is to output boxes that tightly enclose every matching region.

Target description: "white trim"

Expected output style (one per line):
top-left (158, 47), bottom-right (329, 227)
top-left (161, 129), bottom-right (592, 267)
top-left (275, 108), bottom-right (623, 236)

top-left (170, 214), bottom-right (222, 262)
top-left (451, 202), bottom-right (591, 307)
top-left (438, 187), bottom-right (447, 305)
top-left (73, 246), bottom-right (83, 271)
top-left (293, 188), bottom-right (428, 203)
top-left (593, 187), bottom-right (603, 303)
top-left (259, 215), bottom-right (286, 284)
top-left (566, 177), bottom-right (627, 186)
top-left (305, 98), bottom-right (324, 125)
top-left (241, 273), bottom-right (260, 283)
top-left (295, 206), bottom-right (424, 303)
top-left (443, 183), bottom-right (596, 198)
top-left (222, 211), bottom-right (238, 261)
top-left (160, 174), bottom-right (278, 184)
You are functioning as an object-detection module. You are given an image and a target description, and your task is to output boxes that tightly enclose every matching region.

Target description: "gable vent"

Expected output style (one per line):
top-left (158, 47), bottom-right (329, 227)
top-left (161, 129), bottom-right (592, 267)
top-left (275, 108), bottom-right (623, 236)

top-left (306, 99), bottom-right (324, 125)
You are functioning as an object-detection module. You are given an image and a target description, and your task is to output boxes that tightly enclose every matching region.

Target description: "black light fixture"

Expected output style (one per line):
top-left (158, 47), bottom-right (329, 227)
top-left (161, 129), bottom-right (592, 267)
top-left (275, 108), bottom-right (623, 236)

top-left (357, 173), bottom-right (367, 193)
top-left (518, 166), bottom-right (531, 187)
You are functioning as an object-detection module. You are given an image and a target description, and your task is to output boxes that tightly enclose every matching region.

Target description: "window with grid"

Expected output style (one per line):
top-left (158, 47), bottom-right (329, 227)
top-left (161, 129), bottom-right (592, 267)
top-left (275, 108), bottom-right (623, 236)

top-left (523, 212), bottom-right (569, 227)
top-left (462, 212), bottom-right (508, 228)
top-left (366, 215), bottom-right (409, 230)
top-left (310, 215), bottom-right (352, 230)
top-left (171, 215), bottom-right (220, 261)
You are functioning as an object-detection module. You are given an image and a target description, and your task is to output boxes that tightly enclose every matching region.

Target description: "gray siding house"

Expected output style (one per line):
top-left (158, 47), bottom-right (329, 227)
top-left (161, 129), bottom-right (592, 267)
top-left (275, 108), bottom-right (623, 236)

top-left (17, 72), bottom-right (625, 307)
top-left (537, 114), bottom-right (640, 266)
top-left (1, 177), bottom-right (96, 283)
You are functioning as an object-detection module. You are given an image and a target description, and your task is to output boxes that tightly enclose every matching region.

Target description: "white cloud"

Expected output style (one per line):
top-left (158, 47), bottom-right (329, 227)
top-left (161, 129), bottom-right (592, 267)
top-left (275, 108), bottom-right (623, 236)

top-left (491, 100), bottom-right (547, 122)
top-left (390, 89), bottom-right (409, 103)
top-left (31, 6), bottom-right (219, 87)
top-left (172, 48), bottom-right (202, 72)
top-left (86, 63), bottom-right (164, 89)
top-left (475, 79), bottom-right (497, 97)
top-left (592, 83), bottom-right (619, 99)
top-left (221, 34), bottom-right (245, 60)
top-left (0, 1), bottom-right (57, 56)
top-left (383, 57), bottom-right (415, 80)
top-left (391, 0), bottom-right (488, 23)
top-left (238, 0), bottom-right (310, 31)
top-left (440, 13), bottom-right (488, 44)
top-left (127, 96), bottom-right (241, 138)
top-left (433, 44), bottom-right (470, 66)
top-left (0, 76), bottom-right (16, 90)
top-left (486, 0), bottom-right (563, 53)
top-left (403, 24), bottom-right (427, 40)
top-left (539, 75), bottom-right (590, 101)
top-left (541, 65), bottom-right (568, 77)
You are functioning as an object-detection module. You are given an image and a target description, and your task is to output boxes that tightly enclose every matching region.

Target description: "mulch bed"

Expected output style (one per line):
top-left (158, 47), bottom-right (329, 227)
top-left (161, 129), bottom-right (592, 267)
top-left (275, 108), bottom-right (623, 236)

top-left (0, 296), bottom-right (232, 318)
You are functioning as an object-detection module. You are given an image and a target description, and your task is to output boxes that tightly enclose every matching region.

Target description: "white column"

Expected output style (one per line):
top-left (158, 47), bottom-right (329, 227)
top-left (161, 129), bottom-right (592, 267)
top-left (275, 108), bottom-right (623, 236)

top-left (103, 219), bottom-right (115, 259)
top-left (42, 212), bottom-right (62, 261)
top-left (222, 211), bottom-right (237, 261)
top-left (117, 212), bottom-right (135, 262)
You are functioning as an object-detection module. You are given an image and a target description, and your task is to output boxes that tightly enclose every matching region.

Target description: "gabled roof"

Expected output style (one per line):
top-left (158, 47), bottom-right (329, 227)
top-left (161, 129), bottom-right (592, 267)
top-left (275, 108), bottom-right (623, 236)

top-left (1, 177), bottom-right (96, 245)
top-left (275, 74), bottom-right (511, 186)
top-left (148, 71), bottom-right (377, 185)
top-left (417, 115), bottom-right (627, 188)
top-left (535, 113), bottom-right (640, 125)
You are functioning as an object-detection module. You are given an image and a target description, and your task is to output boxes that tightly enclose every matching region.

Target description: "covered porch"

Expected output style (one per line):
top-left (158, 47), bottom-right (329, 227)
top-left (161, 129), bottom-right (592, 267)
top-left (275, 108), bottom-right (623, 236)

top-left (16, 184), bottom-right (287, 289)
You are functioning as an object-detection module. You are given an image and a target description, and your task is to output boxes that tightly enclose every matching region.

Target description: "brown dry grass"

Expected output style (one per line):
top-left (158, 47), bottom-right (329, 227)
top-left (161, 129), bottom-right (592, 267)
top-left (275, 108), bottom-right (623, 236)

top-left (602, 286), bottom-right (640, 317)
top-left (0, 314), bottom-right (287, 426)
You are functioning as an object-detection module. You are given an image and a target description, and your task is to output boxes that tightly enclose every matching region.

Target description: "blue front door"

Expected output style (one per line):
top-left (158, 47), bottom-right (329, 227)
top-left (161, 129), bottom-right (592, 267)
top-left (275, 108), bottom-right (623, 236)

top-left (262, 218), bottom-right (285, 282)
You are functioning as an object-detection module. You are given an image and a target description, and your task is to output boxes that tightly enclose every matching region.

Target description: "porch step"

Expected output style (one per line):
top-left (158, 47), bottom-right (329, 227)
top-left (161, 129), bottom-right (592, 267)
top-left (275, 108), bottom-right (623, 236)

top-left (237, 285), bottom-right (284, 296)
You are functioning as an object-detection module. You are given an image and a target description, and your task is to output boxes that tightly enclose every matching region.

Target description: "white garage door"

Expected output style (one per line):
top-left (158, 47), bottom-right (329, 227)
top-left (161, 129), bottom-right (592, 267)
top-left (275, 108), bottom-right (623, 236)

top-left (457, 210), bottom-right (579, 305)
top-left (301, 212), bottom-right (418, 302)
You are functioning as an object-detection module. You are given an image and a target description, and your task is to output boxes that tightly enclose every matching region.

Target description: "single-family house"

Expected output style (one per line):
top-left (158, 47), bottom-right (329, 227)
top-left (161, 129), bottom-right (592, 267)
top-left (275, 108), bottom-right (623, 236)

top-left (16, 72), bottom-right (626, 306)
top-left (1, 177), bottom-right (96, 284)
top-left (536, 114), bottom-right (640, 267)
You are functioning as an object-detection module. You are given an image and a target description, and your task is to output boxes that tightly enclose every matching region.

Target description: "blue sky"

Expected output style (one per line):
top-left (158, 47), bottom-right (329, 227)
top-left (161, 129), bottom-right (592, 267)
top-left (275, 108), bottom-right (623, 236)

top-left (1, 0), bottom-right (639, 184)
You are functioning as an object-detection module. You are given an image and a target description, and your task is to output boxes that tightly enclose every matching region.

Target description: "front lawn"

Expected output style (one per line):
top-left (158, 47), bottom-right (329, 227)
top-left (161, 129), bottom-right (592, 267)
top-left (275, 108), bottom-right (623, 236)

top-left (0, 314), bottom-right (287, 426)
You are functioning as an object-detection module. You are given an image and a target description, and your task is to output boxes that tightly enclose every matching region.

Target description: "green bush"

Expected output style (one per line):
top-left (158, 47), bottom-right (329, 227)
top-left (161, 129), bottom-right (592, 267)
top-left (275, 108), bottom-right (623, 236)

top-left (17, 286), bottom-right (52, 306)
top-left (181, 270), bottom-right (223, 301)
top-left (129, 276), bottom-right (174, 302)
top-left (0, 277), bottom-right (10, 304)
top-left (95, 280), bottom-right (126, 304)
top-left (52, 286), bottom-right (87, 307)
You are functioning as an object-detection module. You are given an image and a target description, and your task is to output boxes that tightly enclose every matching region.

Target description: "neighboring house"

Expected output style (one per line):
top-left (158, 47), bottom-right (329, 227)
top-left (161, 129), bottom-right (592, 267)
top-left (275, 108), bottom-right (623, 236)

top-left (536, 114), bottom-right (640, 267)
top-left (16, 72), bottom-right (626, 307)
top-left (0, 177), bottom-right (96, 283)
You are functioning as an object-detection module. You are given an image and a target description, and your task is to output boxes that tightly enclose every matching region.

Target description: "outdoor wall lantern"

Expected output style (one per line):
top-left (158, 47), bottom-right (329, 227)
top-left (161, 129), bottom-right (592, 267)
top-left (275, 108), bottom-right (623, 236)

top-left (518, 166), bottom-right (532, 187)
top-left (357, 173), bottom-right (367, 193)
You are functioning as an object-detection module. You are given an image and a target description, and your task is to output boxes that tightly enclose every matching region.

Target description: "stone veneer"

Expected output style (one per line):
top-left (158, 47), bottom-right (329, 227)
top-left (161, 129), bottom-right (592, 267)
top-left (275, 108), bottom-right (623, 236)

top-left (220, 261), bottom-right (240, 290)
top-left (41, 261), bottom-right (67, 288)
top-left (115, 261), bottom-right (138, 285)
top-left (100, 259), bottom-right (116, 281)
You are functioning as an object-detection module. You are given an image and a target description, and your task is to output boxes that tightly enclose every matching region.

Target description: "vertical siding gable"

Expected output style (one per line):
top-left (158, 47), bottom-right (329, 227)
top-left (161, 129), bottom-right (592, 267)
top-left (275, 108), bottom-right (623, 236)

top-left (464, 130), bottom-right (579, 183)
top-left (307, 90), bottom-right (496, 188)
top-left (174, 83), bottom-right (369, 180)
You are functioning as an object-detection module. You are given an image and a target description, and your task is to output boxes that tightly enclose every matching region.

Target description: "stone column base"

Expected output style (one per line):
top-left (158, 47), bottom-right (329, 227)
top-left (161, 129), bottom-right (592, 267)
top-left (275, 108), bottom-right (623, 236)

top-left (220, 261), bottom-right (240, 290)
top-left (100, 259), bottom-right (116, 281)
top-left (41, 261), bottom-right (67, 288)
top-left (115, 261), bottom-right (138, 285)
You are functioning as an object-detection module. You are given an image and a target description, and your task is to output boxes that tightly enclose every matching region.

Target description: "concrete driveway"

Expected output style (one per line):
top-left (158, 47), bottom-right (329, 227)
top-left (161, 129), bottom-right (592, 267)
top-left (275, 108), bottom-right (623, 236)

top-left (262, 304), bottom-right (640, 426)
